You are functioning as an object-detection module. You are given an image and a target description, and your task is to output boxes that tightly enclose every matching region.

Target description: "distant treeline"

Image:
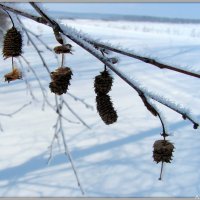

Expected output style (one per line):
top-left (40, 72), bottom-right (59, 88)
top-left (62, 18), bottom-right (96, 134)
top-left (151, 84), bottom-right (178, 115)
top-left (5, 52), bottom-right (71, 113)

top-left (50, 11), bottom-right (200, 24)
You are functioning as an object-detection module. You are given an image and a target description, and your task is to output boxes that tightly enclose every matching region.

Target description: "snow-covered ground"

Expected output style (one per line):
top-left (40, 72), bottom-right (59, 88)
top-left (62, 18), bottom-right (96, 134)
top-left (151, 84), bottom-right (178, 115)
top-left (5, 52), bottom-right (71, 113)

top-left (0, 18), bottom-right (200, 197)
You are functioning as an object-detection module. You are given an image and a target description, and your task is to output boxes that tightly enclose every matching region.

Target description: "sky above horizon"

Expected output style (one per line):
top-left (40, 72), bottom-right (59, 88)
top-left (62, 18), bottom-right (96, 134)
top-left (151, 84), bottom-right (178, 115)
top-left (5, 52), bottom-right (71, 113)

top-left (20, 3), bottom-right (200, 20)
top-left (42, 3), bottom-right (200, 19)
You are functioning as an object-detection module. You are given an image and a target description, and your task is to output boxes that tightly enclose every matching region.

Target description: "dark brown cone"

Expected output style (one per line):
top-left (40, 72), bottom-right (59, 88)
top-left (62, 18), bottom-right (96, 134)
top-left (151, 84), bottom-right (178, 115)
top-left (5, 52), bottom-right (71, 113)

top-left (4, 67), bottom-right (22, 83)
top-left (94, 70), bottom-right (113, 94)
top-left (153, 140), bottom-right (175, 163)
top-left (96, 94), bottom-right (118, 125)
top-left (49, 67), bottom-right (73, 95)
top-left (3, 27), bottom-right (22, 59)
top-left (54, 44), bottom-right (72, 54)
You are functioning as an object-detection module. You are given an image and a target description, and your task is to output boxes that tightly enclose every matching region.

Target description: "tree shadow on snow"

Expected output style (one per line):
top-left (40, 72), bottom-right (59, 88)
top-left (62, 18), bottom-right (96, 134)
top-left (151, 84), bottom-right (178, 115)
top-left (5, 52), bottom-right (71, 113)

top-left (0, 116), bottom-right (199, 196)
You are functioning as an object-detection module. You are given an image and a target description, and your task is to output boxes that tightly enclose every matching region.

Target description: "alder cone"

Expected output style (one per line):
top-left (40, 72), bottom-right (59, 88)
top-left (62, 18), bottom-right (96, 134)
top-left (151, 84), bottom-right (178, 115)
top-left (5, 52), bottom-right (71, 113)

top-left (3, 27), bottom-right (22, 59)
top-left (4, 68), bottom-right (22, 83)
top-left (153, 140), bottom-right (174, 163)
top-left (96, 94), bottom-right (118, 125)
top-left (54, 44), bottom-right (72, 54)
top-left (49, 67), bottom-right (73, 95)
top-left (94, 70), bottom-right (113, 94)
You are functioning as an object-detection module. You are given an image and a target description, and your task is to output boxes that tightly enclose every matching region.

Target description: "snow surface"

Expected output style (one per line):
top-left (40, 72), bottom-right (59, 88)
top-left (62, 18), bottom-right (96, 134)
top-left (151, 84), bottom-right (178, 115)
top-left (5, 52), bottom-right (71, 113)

top-left (0, 18), bottom-right (200, 197)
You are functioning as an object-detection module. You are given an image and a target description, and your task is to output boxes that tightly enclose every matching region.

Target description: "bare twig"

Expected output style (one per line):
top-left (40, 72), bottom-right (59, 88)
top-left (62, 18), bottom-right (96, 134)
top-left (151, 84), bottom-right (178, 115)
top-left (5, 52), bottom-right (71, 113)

top-left (142, 95), bottom-right (169, 138)
top-left (0, 102), bottom-right (31, 117)
top-left (62, 99), bottom-right (91, 129)
top-left (48, 115), bottom-right (60, 165)
top-left (2, 8), bottom-right (14, 27)
top-left (55, 95), bottom-right (85, 195)
top-left (25, 28), bottom-right (59, 63)
top-left (18, 58), bottom-right (37, 101)
top-left (17, 16), bottom-right (51, 74)
top-left (67, 92), bottom-right (94, 111)
top-left (20, 55), bottom-right (48, 110)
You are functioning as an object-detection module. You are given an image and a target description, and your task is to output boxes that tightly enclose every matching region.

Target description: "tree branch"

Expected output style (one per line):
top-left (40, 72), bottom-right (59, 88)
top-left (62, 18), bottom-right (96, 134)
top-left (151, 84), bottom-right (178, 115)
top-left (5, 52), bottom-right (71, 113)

top-left (28, 2), bottom-right (199, 129)
top-left (55, 95), bottom-right (85, 195)
top-left (84, 41), bottom-right (200, 79)
top-left (67, 92), bottom-right (94, 111)
top-left (17, 16), bottom-right (51, 74)
top-left (0, 102), bottom-right (31, 117)
top-left (62, 99), bottom-right (91, 129)
top-left (0, 3), bottom-right (47, 24)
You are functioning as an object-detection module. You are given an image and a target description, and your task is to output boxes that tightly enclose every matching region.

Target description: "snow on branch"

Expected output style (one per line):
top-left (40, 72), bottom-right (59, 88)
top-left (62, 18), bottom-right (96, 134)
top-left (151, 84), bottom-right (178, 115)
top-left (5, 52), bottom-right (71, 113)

top-left (0, 3), bottom-right (47, 24)
top-left (27, 2), bottom-right (199, 130)
top-left (2, 3), bottom-right (199, 79)
top-left (0, 1), bottom-right (199, 191)
top-left (86, 40), bottom-right (200, 78)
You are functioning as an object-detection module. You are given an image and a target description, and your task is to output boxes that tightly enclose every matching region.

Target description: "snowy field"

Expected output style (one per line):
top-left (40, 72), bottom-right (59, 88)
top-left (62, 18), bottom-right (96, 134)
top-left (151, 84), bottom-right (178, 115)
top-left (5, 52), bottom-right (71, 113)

top-left (0, 18), bottom-right (200, 197)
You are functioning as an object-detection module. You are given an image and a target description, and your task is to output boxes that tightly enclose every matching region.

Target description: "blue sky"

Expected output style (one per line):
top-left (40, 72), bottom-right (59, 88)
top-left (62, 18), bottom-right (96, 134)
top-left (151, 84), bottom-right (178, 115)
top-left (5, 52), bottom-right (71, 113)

top-left (41, 3), bottom-right (200, 19)
top-left (23, 3), bottom-right (200, 19)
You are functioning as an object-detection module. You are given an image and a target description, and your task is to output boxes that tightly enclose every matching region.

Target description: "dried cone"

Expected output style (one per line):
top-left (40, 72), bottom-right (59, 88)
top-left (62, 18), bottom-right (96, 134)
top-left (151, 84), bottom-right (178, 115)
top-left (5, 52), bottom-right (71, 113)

top-left (96, 93), bottom-right (118, 125)
top-left (3, 27), bottom-right (22, 59)
top-left (54, 44), bottom-right (72, 54)
top-left (49, 67), bottom-right (72, 95)
top-left (4, 67), bottom-right (22, 83)
top-left (153, 140), bottom-right (174, 163)
top-left (94, 70), bottom-right (113, 94)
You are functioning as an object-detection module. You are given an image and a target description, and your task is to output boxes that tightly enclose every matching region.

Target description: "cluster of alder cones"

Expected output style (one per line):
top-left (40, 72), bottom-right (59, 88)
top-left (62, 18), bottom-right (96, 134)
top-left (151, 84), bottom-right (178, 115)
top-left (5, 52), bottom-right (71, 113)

top-left (94, 70), bottom-right (118, 125)
top-left (2, 25), bottom-right (175, 180)
top-left (49, 44), bottom-right (73, 95)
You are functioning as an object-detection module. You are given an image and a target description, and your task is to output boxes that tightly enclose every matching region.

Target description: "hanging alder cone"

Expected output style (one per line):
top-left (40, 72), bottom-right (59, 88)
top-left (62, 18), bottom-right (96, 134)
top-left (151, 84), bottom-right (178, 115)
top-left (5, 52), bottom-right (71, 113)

top-left (96, 93), bottom-right (118, 125)
top-left (94, 70), bottom-right (113, 94)
top-left (49, 67), bottom-right (73, 95)
top-left (153, 140), bottom-right (175, 163)
top-left (4, 67), bottom-right (22, 83)
top-left (3, 27), bottom-right (22, 59)
top-left (54, 44), bottom-right (72, 54)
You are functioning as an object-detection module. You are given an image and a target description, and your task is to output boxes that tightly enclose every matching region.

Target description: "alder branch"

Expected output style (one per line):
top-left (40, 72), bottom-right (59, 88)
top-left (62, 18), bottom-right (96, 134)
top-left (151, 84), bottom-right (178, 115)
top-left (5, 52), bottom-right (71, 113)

top-left (0, 4), bottom-right (198, 128)
top-left (60, 32), bottom-right (199, 128)
top-left (1, 3), bottom-right (199, 79)
top-left (142, 95), bottom-right (169, 138)
top-left (2, 3), bottom-right (198, 80)
top-left (0, 2), bottom-right (199, 189)
top-left (84, 40), bottom-right (200, 79)
top-left (0, 3), bottom-right (47, 24)
top-left (54, 95), bottom-right (85, 195)
top-left (27, 2), bottom-right (199, 129)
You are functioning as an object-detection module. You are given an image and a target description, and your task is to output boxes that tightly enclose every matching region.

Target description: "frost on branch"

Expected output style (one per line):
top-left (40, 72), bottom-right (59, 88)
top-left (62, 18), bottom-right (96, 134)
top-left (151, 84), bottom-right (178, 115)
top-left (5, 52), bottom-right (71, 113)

top-left (0, 2), bottom-right (199, 195)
